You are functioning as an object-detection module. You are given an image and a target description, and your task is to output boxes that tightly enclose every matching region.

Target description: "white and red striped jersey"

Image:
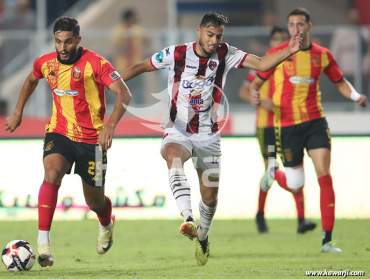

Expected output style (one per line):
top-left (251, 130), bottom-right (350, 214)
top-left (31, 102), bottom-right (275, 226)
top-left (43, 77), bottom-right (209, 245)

top-left (150, 41), bottom-right (247, 135)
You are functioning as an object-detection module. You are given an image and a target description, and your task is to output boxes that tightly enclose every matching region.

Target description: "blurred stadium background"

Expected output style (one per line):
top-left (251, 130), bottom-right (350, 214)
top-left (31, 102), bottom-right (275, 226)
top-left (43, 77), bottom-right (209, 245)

top-left (0, 0), bottom-right (369, 277)
top-left (0, 0), bottom-right (369, 219)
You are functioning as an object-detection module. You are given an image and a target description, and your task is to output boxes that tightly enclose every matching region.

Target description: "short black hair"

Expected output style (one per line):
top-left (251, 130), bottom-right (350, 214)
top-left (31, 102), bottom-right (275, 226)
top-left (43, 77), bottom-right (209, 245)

top-left (121, 9), bottom-right (136, 22)
top-left (270, 26), bottom-right (288, 38)
top-left (288, 7), bottom-right (311, 22)
top-left (200, 12), bottom-right (229, 27)
top-left (53, 16), bottom-right (80, 36)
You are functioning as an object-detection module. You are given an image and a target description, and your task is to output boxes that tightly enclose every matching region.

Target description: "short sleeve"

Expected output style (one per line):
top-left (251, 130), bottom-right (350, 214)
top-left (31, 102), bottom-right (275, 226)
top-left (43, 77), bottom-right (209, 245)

top-left (32, 57), bottom-right (44, 79)
top-left (150, 46), bottom-right (174, 69)
top-left (323, 50), bottom-right (344, 82)
top-left (97, 59), bottom-right (122, 87)
top-left (225, 45), bottom-right (248, 69)
top-left (256, 68), bottom-right (274, 80)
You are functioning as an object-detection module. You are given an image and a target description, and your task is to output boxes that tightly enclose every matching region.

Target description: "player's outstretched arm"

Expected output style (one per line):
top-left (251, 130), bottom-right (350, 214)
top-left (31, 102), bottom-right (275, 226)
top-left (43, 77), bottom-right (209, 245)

top-left (335, 79), bottom-right (368, 107)
top-left (122, 59), bottom-right (156, 81)
top-left (5, 72), bottom-right (39, 132)
top-left (242, 32), bottom-right (303, 72)
top-left (98, 79), bottom-right (132, 150)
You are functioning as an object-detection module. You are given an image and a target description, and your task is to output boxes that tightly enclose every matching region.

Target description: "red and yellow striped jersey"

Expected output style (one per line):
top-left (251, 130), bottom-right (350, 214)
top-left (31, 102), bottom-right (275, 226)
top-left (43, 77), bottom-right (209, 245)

top-left (257, 42), bottom-right (344, 127)
top-left (33, 48), bottom-right (120, 144)
top-left (246, 70), bottom-right (274, 128)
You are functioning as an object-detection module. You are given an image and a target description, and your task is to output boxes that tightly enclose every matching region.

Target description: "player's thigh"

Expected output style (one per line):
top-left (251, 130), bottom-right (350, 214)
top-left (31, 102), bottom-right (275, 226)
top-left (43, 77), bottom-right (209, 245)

top-left (43, 133), bottom-right (74, 183)
top-left (161, 130), bottom-right (192, 168)
top-left (81, 178), bottom-right (105, 208)
top-left (74, 142), bottom-right (107, 188)
top-left (275, 124), bottom-right (304, 167)
top-left (193, 136), bottom-right (221, 191)
top-left (305, 118), bottom-right (331, 176)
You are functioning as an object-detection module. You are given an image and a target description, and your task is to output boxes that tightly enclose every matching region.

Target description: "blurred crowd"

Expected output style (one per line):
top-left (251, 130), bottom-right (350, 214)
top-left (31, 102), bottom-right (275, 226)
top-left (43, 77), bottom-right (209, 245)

top-left (0, 0), bottom-right (370, 115)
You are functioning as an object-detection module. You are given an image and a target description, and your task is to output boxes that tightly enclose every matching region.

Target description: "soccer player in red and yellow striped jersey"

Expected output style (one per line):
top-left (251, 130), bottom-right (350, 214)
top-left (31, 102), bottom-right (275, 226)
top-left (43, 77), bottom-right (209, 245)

top-left (5, 17), bottom-right (132, 266)
top-left (240, 26), bottom-right (316, 235)
top-left (250, 8), bottom-right (367, 253)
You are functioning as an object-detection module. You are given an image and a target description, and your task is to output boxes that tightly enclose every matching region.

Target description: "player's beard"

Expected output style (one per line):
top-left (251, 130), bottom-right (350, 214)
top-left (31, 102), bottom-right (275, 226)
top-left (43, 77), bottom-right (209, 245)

top-left (57, 47), bottom-right (83, 65)
top-left (198, 40), bottom-right (216, 57)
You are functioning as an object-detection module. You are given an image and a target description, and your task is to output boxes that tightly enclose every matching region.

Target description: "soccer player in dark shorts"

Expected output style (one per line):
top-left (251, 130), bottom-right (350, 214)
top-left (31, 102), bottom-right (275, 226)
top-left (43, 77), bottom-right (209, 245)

top-left (5, 17), bottom-right (132, 266)
top-left (250, 8), bottom-right (367, 253)
top-left (240, 26), bottom-right (316, 234)
top-left (122, 12), bottom-right (304, 265)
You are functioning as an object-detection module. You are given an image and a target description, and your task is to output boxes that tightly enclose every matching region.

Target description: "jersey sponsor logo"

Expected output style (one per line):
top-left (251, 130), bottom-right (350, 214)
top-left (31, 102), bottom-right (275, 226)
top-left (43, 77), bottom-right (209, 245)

top-left (155, 51), bottom-right (164, 63)
top-left (53, 88), bottom-right (79, 97)
top-left (110, 70), bottom-right (121, 81)
top-left (186, 65), bottom-right (197, 69)
top-left (187, 90), bottom-right (206, 112)
top-left (289, 76), bottom-right (315, 85)
top-left (208, 60), bottom-right (217, 70)
top-left (72, 66), bottom-right (82, 81)
top-left (181, 76), bottom-right (215, 90)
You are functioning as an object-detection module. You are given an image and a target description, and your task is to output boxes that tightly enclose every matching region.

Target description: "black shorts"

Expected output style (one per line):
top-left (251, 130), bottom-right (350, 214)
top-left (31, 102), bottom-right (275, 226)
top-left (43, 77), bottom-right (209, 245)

top-left (256, 127), bottom-right (276, 160)
top-left (43, 133), bottom-right (107, 187)
top-left (275, 118), bottom-right (331, 167)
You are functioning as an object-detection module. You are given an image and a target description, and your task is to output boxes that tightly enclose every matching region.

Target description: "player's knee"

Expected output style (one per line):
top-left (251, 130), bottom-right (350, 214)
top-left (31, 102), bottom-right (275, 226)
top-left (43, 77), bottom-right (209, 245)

top-left (200, 188), bottom-right (218, 207)
top-left (202, 196), bottom-right (218, 207)
top-left (315, 166), bottom-right (330, 177)
top-left (285, 167), bottom-right (304, 192)
top-left (86, 198), bottom-right (105, 213)
top-left (44, 169), bottom-right (64, 185)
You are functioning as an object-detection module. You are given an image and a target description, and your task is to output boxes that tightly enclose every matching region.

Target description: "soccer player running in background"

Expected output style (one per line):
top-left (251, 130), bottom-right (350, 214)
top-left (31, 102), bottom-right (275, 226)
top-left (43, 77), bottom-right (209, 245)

top-left (250, 8), bottom-right (368, 253)
top-left (239, 26), bottom-right (316, 234)
top-left (122, 12), bottom-right (303, 265)
top-left (5, 17), bottom-right (131, 266)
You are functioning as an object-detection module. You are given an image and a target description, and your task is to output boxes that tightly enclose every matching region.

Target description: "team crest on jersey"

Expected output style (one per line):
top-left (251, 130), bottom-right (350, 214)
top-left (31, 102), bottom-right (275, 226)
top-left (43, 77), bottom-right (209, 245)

top-left (72, 66), bottom-right (82, 81)
top-left (46, 60), bottom-right (59, 88)
top-left (208, 60), bottom-right (217, 71)
top-left (311, 55), bottom-right (321, 67)
top-left (44, 140), bottom-right (54, 152)
top-left (284, 60), bottom-right (295, 76)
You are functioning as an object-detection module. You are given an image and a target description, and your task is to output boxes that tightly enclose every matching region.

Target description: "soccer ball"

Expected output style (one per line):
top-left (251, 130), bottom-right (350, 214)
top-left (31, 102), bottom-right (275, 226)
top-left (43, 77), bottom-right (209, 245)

top-left (1, 240), bottom-right (36, 272)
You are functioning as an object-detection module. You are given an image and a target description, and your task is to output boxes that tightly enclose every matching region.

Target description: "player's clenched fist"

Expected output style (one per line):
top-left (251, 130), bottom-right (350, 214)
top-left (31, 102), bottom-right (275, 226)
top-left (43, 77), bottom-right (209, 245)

top-left (5, 111), bottom-right (22, 133)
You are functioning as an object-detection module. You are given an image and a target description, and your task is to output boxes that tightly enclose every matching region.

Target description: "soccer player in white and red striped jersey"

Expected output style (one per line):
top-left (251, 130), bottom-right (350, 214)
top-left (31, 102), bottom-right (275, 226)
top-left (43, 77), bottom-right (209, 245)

top-left (123, 12), bottom-right (303, 265)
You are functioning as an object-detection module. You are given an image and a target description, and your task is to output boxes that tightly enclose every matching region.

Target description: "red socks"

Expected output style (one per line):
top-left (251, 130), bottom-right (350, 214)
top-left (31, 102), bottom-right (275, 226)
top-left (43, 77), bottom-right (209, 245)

top-left (318, 175), bottom-right (335, 231)
top-left (293, 189), bottom-right (305, 219)
top-left (257, 190), bottom-right (268, 213)
top-left (97, 197), bottom-right (112, 227)
top-left (38, 180), bottom-right (59, 231)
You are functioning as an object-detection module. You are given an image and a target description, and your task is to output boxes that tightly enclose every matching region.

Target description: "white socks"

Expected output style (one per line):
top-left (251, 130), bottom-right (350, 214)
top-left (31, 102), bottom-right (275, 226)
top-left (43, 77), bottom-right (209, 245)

top-left (197, 200), bottom-right (217, 241)
top-left (169, 167), bottom-right (193, 220)
top-left (37, 230), bottom-right (50, 245)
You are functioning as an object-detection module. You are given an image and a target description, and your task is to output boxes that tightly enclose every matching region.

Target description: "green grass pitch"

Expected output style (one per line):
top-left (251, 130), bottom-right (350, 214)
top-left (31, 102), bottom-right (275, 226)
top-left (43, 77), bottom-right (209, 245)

top-left (0, 219), bottom-right (369, 278)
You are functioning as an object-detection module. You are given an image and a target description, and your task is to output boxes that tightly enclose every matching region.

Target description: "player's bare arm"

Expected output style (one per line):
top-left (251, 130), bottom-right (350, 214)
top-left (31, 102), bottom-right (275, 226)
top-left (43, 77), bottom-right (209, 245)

top-left (5, 72), bottom-right (39, 132)
top-left (98, 79), bottom-right (132, 151)
top-left (122, 59), bottom-right (156, 81)
top-left (334, 79), bottom-right (368, 107)
top-left (242, 32), bottom-right (303, 71)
